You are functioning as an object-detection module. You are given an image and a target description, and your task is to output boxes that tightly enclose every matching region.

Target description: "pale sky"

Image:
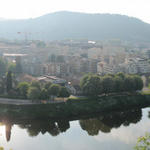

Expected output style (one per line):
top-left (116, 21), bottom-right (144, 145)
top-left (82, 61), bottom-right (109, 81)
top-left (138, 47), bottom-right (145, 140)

top-left (0, 0), bottom-right (150, 23)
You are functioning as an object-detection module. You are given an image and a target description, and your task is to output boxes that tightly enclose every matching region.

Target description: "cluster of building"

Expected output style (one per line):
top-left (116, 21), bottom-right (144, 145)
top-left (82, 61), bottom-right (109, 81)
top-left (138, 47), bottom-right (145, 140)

top-left (2, 49), bottom-right (150, 82)
top-left (3, 53), bottom-right (98, 77)
top-left (97, 55), bottom-right (150, 75)
top-left (41, 57), bottom-right (98, 76)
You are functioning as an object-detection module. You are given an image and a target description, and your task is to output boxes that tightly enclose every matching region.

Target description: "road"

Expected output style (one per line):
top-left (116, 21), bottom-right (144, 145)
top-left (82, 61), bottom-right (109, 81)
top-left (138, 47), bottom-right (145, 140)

top-left (0, 98), bottom-right (65, 105)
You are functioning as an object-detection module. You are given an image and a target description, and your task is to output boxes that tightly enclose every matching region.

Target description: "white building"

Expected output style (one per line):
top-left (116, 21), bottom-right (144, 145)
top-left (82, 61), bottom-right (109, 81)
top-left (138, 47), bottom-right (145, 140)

top-left (125, 58), bottom-right (150, 74)
top-left (97, 62), bottom-right (114, 74)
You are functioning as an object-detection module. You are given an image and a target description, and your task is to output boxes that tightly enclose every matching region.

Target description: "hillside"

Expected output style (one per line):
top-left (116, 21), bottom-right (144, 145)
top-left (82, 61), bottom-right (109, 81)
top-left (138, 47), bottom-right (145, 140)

top-left (0, 11), bottom-right (150, 42)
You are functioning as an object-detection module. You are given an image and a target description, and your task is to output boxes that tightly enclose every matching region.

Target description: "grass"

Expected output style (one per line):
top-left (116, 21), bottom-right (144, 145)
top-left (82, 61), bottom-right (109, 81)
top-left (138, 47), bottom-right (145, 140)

top-left (68, 95), bottom-right (91, 101)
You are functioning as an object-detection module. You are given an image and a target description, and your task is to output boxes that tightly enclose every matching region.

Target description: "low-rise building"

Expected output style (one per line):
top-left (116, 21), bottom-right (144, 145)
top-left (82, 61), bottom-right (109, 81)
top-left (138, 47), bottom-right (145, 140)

top-left (37, 75), bottom-right (67, 86)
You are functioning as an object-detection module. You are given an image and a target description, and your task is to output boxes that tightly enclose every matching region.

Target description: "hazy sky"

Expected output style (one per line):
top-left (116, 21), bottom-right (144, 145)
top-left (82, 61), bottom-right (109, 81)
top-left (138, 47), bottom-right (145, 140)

top-left (0, 0), bottom-right (150, 23)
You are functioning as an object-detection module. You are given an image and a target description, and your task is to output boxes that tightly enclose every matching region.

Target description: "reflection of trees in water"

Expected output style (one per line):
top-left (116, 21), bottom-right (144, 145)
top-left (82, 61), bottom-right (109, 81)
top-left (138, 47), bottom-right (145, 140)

top-left (5, 123), bottom-right (12, 142)
top-left (19, 120), bottom-right (70, 137)
top-left (79, 108), bottom-right (142, 136)
top-left (0, 108), bottom-right (142, 141)
top-left (148, 111), bottom-right (150, 119)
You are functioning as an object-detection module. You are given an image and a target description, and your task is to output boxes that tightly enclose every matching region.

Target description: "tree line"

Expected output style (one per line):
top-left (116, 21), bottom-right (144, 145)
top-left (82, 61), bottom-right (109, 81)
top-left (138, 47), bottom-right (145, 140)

top-left (80, 72), bottom-right (143, 96)
top-left (0, 71), bottom-right (70, 100)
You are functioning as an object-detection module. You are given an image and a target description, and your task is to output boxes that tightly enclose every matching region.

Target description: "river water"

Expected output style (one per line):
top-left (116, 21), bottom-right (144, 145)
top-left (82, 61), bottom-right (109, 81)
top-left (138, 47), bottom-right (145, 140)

top-left (0, 107), bottom-right (150, 150)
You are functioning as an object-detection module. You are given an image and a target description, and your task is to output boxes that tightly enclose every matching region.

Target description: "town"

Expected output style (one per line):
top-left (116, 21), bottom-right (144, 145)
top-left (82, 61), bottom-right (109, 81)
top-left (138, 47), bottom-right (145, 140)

top-left (0, 39), bottom-right (150, 93)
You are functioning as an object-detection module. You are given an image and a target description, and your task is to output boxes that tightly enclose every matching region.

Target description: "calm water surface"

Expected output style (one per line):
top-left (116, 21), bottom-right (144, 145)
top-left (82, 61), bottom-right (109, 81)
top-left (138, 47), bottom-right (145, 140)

top-left (0, 107), bottom-right (150, 150)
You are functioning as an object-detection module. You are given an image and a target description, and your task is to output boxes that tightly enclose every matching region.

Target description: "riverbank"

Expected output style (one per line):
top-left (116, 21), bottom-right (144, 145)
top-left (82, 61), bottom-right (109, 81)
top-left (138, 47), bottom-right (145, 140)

top-left (0, 94), bottom-right (150, 120)
top-left (0, 97), bottom-right (65, 105)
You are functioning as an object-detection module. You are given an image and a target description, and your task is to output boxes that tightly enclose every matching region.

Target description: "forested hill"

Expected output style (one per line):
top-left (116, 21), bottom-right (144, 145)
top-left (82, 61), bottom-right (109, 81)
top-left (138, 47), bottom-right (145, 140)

top-left (0, 11), bottom-right (150, 42)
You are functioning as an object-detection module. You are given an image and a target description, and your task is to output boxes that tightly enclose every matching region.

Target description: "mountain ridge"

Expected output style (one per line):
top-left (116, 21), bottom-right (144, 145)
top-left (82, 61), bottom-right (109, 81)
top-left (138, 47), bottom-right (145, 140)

top-left (0, 11), bottom-right (150, 42)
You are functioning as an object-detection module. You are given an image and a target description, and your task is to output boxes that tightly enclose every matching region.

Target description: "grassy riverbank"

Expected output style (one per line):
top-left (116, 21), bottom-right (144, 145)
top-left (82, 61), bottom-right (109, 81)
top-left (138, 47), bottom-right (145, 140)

top-left (0, 94), bottom-right (150, 120)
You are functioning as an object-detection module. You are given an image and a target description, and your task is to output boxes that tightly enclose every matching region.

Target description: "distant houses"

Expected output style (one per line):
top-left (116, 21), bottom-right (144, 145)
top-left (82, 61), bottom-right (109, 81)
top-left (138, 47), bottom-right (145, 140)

top-left (97, 57), bottom-right (150, 75)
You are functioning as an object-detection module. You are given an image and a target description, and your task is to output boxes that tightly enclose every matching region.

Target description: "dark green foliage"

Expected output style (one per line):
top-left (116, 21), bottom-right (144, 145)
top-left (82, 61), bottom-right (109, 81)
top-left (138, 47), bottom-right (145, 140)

top-left (27, 87), bottom-right (40, 100)
top-left (17, 82), bottom-right (30, 98)
top-left (123, 76), bottom-right (135, 92)
top-left (102, 76), bottom-right (114, 94)
top-left (0, 58), bottom-right (7, 77)
top-left (0, 80), bottom-right (4, 94)
top-left (30, 81), bottom-right (41, 90)
top-left (59, 87), bottom-right (70, 98)
top-left (6, 71), bottom-right (12, 93)
top-left (44, 82), bottom-right (52, 89)
top-left (133, 75), bottom-right (144, 91)
top-left (116, 72), bottom-right (125, 79)
top-left (48, 84), bottom-right (60, 96)
top-left (39, 88), bottom-right (49, 100)
top-left (82, 75), bottom-right (102, 96)
top-left (80, 74), bottom-right (92, 89)
top-left (113, 76), bottom-right (124, 92)
top-left (79, 108), bottom-right (142, 135)
top-left (80, 73), bottom-right (143, 96)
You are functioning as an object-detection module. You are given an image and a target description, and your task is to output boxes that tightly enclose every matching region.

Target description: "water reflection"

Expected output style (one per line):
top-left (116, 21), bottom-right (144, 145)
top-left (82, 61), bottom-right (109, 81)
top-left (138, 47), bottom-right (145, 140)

top-left (0, 108), bottom-right (143, 142)
top-left (0, 119), bottom-right (70, 142)
top-left (79, 108), bottom-right (142, 136)
top-left (19, 120), bottom-right (70, 137)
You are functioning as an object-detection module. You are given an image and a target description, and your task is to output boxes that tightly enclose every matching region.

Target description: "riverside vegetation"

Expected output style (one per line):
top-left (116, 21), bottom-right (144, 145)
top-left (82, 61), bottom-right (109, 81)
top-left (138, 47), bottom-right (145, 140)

top-left (0, 71), bottom-right (144, 100)
top-left (0, 67), bottom-right (150, 121)
top-left (80, 72), bottom-right (143, 97)
top-left (0, 71), bottom-right (70, 100)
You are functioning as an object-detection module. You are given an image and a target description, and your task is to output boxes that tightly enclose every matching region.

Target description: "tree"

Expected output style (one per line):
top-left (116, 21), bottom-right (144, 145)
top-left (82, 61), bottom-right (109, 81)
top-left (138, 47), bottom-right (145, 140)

top-left (135, 133), bottom-right (150, 150)
top-left (113, 76), bottom-right (124, 92)
top-left (0, 80), bottom-right (5, 94)
top-left (80, 74), bottom-right (92, 89)
top-left (44, 82), bottom-right (52, 89)
top-left (27, 87), bottom-right (40, 100)
top-left (59, 86), bottom-right (70, 98)
top-left (81, 75), bottom-right (102, 96)
top-left (133, 75), bottom-right (143, 91)
top-left (6, 71), bottom-right (12, 93)
top-left (30, 81), bottom-right (41, 90)
top-left (48, 84), bottom-right (60, 97)
top-left (116, 72), bottom-right (125, 79)
top-left (39, 88), bottom-right (49, 100)
top-left (123, 75), bottom-right (135, 92)
top-left (17, 82), bottom-right (30, 98)
top-left (102, 75), bottom-right (114, 94)
top-left (0, 58), bottom-right (7, 77)
top-left (57, 120), bottom-right (70, 132)
top-left (8, 63), bottom-right (16, 73)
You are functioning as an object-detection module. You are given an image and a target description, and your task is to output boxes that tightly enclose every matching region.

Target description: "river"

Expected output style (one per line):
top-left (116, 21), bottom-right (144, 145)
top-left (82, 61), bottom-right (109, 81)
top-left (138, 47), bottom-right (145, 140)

top-left (0, 107), bottom-right (149, 150)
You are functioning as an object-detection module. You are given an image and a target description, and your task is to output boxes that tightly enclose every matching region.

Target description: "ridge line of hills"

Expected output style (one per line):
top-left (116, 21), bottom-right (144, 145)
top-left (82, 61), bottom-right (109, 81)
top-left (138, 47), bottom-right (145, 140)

top-left (0, 11), bottom-right (150, 42)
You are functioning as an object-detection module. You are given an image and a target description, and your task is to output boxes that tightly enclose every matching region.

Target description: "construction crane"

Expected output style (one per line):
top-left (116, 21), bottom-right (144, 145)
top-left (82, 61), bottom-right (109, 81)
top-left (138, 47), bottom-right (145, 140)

top-left (17, 32), bottom-right (32, 42)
